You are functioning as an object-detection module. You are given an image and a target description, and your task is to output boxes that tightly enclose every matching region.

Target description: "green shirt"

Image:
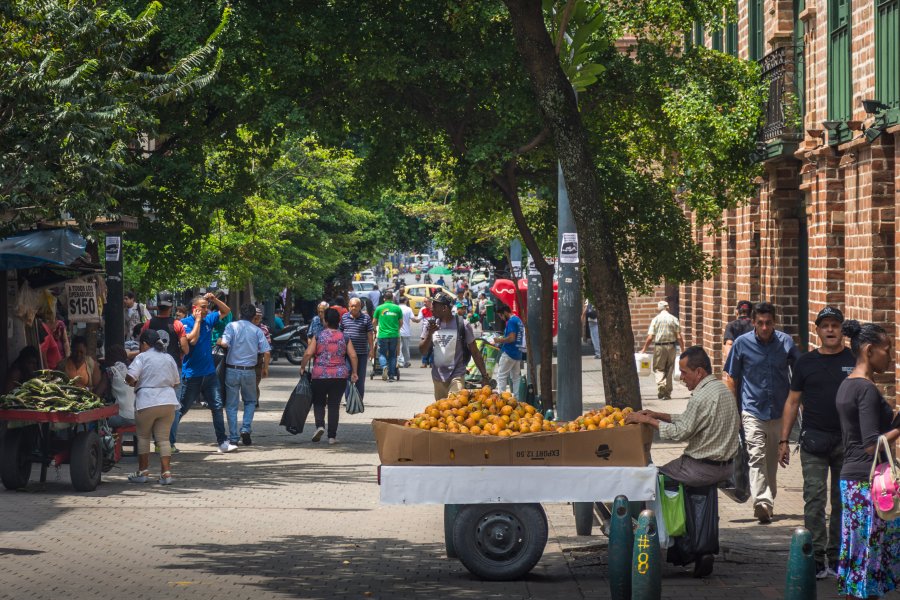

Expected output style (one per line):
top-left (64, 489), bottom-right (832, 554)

top-left (374, 302), bottom-right (402, 339)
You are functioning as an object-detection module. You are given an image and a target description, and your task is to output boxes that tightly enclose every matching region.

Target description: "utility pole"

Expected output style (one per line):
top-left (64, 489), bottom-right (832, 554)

top-left (526, 251), bottom-right (542, 404)
top-left (556, 163), bottom-right (582, 421)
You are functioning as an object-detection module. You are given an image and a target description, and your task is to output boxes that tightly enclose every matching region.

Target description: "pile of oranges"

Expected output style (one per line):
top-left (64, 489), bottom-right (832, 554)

top-left (556, 405), bottom-right (634, 432)
top-left (404, 386), bottom-right (555, 437)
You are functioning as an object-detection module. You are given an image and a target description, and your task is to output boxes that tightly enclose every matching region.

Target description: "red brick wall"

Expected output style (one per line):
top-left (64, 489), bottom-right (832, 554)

top-left (629, 286), bottom-right (671, 352)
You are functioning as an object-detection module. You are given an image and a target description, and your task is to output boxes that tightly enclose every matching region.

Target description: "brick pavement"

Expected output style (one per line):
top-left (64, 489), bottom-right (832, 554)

top-left (0, 345), bottom-right (843, 599)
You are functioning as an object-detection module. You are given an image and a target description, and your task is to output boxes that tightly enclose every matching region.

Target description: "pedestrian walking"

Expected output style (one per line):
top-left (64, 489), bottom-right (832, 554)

top-left (725, 302), bottom-right (800, 524)
top-left (374, 295), bottom-right (402, 382)
top-left (778, 306), bottom-right (854, 579)
top-left (493, 303), bottom-right (524, 396)
top-left (340, 298), bottom-right (375, 400)
top-left (581, 300), bottom-right (601, 359)
top-left (833, 320), bottom-right (899, 598)
top-left (419, 298), bottom-right (434, 368)
top-left (300, 308), bottom-right (359, 445)
top-left (723, 300), bottom-right (753, 361)
top-left (125, 330), bottom-right (181, 485)
top-left (219, 303), bottom-right (271, 446)
top-left (639, 301), bottom-right (684, 399)
top-left (398, 296), bottom-right (418, 368)
top-left (252, 308), bottom-right (271, 396)
top-left (308, 301), bottom-right (328, 340)
top-left (169, 293), bottom-right (234, 454)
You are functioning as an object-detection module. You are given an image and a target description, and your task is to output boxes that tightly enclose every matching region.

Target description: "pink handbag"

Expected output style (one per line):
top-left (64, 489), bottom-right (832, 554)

top-left (870, 436), bottom-right (900, 520)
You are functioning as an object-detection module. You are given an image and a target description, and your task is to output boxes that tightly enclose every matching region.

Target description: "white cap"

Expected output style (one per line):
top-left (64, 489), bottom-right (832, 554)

top-left (657, 301), bottom-right (669, 310)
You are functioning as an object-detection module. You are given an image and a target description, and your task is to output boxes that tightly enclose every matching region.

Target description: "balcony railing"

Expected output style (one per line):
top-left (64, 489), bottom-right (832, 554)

top-left (758, 47), bottom-right (802, 144)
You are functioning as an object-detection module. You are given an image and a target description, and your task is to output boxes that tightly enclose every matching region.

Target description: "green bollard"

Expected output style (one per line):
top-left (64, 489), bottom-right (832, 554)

top-left (608, 495), bottom-right (633, 600)
top-left (631, 509), bottom-right (661, 600)
top-left (784, 527), bottom-right (816, 600)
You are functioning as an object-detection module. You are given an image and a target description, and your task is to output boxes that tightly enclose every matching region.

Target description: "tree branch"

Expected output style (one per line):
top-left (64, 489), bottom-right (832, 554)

top-left (554, 0), bottom-right (577, 56)
top-left (515, 127), bottom-right (549, 155)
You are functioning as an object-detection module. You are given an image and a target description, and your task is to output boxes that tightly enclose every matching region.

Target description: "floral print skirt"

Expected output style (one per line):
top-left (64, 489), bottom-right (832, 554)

top-left (838, 479), bottom-right (900, 598)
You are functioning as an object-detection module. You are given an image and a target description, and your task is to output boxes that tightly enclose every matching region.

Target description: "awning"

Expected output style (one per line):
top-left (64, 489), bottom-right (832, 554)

top-left (0, 229), bottom-right (87, 271)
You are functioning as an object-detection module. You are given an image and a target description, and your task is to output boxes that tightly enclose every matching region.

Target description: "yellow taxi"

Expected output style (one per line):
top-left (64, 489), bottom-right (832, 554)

top-left (404, 284), bottom-right (454, 316)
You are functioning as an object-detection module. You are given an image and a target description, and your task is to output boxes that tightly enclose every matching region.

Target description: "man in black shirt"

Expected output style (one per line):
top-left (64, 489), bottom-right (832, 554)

top-left (723, 300), bottom-right (753, 361)
top-left (778, 306), bottom-right (854, 579)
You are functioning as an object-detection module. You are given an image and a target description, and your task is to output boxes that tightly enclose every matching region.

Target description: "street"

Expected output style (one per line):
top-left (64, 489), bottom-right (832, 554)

top-left (0, 348), bottom-right (842, 599)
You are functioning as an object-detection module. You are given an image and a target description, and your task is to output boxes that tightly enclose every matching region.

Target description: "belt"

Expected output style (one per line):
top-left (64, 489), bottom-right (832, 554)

top-left (226, 364), bottom-right (256, 370)
top-left (656, 341), bottom-right (676, 345)
top-left (697, 457), bottom-right (733, 467)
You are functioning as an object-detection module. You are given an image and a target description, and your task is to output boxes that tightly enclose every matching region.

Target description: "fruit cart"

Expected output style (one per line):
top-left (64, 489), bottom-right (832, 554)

top-left (0, 404), bottom-right (119, 492)
top-left (378, 464), bottom-right (664, 580)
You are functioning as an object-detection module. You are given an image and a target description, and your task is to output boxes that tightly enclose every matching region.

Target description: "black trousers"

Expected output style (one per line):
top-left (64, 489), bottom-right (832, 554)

top-left (311, 378), bottom-right (345, 439)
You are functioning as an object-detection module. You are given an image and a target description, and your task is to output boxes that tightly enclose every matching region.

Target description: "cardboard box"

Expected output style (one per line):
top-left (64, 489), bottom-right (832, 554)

top-left (372, 419), bottom-right (654, 467)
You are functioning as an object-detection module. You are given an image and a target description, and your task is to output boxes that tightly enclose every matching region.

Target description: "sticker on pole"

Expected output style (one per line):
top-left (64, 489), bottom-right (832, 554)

top-left (66, 282), bottom-right (101, 323)
top-left (559, 233), bottom-right (579, 264)
top-left (105, 236), bottom-right (121, 262)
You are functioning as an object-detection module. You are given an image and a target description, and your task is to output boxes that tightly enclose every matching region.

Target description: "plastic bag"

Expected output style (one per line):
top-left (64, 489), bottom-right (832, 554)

top-left (666, 484), bottom-right (720, 566)
top-left (280, 374), bottom-right (312, 434)
top-left (659, 475), bottom-right (686, 537)
top-left (345, 381), bottom-right (365, 415)
top-left (718, 432), bottom-right (751, 504)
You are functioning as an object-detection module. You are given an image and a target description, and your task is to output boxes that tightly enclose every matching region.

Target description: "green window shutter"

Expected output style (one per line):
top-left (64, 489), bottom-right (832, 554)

top-left (694, 21), bottom-right (706, 47)
top-left (685, 30), bottom-right (693, 51)
top-left (712, 28), bottom-right (724, 51)
top-left (828, 0), bottom-right (852, 122)
top-left (749, 0), bottom-right (765, 60)
top-left (876, 0), bottom-right (900, 111)
top-left (726, 0), bottom-right (739, 55)
top-left (795, 0), bottom-right (806, 123)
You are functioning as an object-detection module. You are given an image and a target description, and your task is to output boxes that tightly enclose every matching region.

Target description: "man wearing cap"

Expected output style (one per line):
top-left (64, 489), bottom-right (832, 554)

top-left (777, 306), bottom-right (853, 577)
top-left (640, 300), bottom-right (685, 400)
top-left (420, 291), bottom-right (490, 400)
top-left (725, 302), bottom-right (801, 524)
top-left (219, 304), bottom-right (271, 446)
top-left (142, 292), bottom-right (188, 369)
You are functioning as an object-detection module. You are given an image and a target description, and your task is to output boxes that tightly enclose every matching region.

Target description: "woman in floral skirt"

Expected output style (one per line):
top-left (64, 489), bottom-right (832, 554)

top-left (835, 320), bottom-right (898, 598)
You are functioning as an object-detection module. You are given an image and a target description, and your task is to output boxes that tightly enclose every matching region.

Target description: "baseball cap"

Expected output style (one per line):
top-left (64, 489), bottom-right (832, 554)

top-left (158, 291), bottom-right (174, 307)
top-left (455, 302), bottom-right (465, 309)
top-left (432, 291), bottom-right (454, 306)
top-left (815, 306), bottom-right (844, 326)
top-left (657, 301), bottom-right (669, 310)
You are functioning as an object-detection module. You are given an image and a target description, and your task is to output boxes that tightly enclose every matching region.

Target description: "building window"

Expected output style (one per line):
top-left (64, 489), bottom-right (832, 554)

top-left (828, 0), bottom-right (852, 122)
top-left (876, 0), bottom-right (900, 114)
top-left (726, 0), bottom-right (739, 56)
top-left (694, 21), bottom-right (706, 47)
top-left (795, 0), bottom-right (806, 124)
top-left (712, 13), bottom-right (724, 51)
top-left (749, 0), bottom-right (765, 60)
top-left (684, 30), bottom-right (693, 51)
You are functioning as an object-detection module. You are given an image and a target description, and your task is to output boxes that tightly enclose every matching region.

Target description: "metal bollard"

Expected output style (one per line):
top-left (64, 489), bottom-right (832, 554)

top-left (784, 527), bottom-right (816, 600)
top-left (631, 509), bottom-right (662, 600)
top-left (608, 495), bottom-right (633, 600)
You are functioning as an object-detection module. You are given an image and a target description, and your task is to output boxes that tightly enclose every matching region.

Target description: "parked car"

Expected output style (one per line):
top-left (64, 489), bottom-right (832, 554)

top-left (360, 269), bottom-right (375, 280)
top-left (404, 284), bottom-right (455, 316)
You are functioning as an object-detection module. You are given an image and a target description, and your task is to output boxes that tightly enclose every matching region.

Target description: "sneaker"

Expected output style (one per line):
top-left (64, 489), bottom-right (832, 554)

top-left (382, 369), bottom-right (388, 381)
top-left (240, 432), bottom-right (252, 446)
top-left (217, 442), bottom-right (238, 453)
top-left (815, 561), bottom-right (828, 580)
top-left (128, 470), bottom-right (149, 483)
top-left (754, 503), bottom-right (772, 524)
top-left (389, 377), bottom-right (397, 382)
top-left (328, 438), bottom-right (337, 445)
top-left (158, 471), bottom-right (174, 486)
top-left (312, 427), bottom-right (325, 442)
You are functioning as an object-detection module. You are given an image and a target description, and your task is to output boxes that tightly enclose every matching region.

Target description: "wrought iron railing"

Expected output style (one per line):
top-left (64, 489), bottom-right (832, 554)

top-left (758, 47), bottom-right (802, 142)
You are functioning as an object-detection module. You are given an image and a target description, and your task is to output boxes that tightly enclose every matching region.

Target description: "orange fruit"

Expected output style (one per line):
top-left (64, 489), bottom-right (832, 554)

top-left (470, 425), bottom-right (482, 435)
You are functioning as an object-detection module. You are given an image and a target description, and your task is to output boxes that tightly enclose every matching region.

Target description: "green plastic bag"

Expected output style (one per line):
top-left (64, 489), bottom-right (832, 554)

top-left (659, 475), bottom-right (687, 537)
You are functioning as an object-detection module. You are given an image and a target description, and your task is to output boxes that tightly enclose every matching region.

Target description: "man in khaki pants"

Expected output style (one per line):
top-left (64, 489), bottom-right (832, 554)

top-left (640, 301), bottom-right (685, 400)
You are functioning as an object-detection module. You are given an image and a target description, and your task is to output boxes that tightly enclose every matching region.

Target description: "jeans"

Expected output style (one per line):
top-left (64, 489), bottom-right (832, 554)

top-left (378, 337), bottom-right (399, 379)
top-left (588, 320), bottom-right (601, 358)
top-left (225, 367), bottom-right (257, 444)
top-left (801, 444), bottom-right (844, 561)
top-left (311, 378), bottom-right (345, 439)
top-left (422, 347), bottom-right (433, 366)
top-left (743, 413), bottom-right (781, 510)
top-left (170, 373), bottom-right (227, 446)
top-left (399, 336), bottom-right (411, 367)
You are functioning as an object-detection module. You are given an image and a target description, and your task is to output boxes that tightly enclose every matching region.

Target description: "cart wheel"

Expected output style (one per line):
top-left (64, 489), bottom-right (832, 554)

top-left (70, 431), bottom-right (102, 492)
top-left (574, 501), bottom-right (594, 536)
top-left (0, 426), bottom-right (35, 490)
top-left (444, 504), bottom-right (461, 559)
top-left (452, 503), bottom-right (548, 581)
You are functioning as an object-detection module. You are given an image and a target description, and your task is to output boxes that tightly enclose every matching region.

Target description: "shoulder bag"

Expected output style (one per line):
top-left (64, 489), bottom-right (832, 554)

top-left (870, 435), bottom-right (900, 520)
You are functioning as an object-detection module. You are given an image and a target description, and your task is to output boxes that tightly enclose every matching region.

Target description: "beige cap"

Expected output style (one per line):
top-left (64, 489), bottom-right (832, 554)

top-left (657, 301), bottom-right (669, 310)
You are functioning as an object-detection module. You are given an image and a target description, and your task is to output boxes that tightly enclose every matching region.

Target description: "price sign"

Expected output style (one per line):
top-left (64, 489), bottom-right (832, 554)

top-left (66, 282), bottom-right (100, 323)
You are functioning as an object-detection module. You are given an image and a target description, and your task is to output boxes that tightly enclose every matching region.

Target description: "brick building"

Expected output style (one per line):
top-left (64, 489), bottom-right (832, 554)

top-left (634, 0), bottom-right (900, 398)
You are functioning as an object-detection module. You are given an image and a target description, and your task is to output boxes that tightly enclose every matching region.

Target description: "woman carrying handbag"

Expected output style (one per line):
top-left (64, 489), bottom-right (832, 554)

top-left (834, 320), bottom-right (900, 598)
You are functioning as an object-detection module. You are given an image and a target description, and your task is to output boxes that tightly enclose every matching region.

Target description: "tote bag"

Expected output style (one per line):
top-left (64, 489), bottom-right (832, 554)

top-left (870, 435), bottom-right (900, 520)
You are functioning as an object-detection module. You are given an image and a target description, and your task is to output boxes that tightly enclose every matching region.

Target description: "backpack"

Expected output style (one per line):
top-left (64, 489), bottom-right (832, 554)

top-left (148, 315), bottom-right (182, 364)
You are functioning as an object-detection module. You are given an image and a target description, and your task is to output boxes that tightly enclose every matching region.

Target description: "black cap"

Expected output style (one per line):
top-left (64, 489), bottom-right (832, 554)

top-left (158, 292), bottom-right (174, 307)
top-left (815, 306), bottom-right (844, 326)
top-left (432, 291), bottom-right (454, 306)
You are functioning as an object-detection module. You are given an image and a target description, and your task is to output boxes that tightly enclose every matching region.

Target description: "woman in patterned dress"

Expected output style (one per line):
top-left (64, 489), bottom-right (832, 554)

top-left (300, 308), bottom-right (358, 445)
top-left (835, 320), bottom-right (898, 598)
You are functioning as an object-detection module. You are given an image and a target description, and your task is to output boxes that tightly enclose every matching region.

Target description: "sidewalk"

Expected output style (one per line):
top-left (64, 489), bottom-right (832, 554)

top-left (0, 353), bottom-right (841, 599)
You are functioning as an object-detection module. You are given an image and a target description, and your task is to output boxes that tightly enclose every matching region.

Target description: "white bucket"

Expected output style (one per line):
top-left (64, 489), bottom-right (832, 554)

top-left (635, 352), bottom-right (652, 377)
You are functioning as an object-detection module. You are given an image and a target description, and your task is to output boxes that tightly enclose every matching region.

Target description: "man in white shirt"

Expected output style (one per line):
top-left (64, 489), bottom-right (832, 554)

top-left (397, 296), bottom-right (419, 368)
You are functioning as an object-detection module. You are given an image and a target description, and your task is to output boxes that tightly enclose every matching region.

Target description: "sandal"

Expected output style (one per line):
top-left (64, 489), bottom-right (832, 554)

top-left (128, 469), bottom-right (150, 483)
top-left (158, 471), bottom-right (174, 486)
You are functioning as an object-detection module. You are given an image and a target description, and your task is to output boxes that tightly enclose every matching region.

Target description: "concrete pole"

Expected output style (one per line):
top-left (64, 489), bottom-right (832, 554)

top-left (556, 163), bottom-right (582, 421)
top-left (104, 233), bottom-right (125, 355)
top-left (526, 252), bottom-right (542, 401)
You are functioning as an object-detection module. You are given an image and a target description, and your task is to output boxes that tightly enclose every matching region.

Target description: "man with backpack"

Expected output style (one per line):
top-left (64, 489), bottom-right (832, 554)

top-left (420, 291), bottom-right (489, 400)
top-left (124, 290), bottom-right (151, 342)
top-left (141, 292), bottom-right (189, 365)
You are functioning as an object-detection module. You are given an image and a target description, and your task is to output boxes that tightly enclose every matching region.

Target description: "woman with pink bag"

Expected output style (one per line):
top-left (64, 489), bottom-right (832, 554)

top-left (835, 320), bottom-right (898, 598)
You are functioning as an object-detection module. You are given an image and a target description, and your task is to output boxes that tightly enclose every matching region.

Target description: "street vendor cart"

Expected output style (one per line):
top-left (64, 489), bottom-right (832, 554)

top-left (0, 404), bottom-right (118, 492)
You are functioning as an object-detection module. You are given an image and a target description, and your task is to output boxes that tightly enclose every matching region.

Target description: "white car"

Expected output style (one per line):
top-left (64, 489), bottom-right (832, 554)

top-left (360, 269), bottom-right (375, 280)
top-left (350, 280), bottom-right (381, 309)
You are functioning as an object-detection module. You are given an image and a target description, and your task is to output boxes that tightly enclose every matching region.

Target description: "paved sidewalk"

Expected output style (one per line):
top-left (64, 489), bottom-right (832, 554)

top-left (0, 350), bottom-right (841, 599)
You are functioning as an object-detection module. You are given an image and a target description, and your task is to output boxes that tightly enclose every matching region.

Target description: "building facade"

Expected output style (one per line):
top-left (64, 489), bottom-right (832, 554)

top-left (665, 0), bottom-right (900, 399)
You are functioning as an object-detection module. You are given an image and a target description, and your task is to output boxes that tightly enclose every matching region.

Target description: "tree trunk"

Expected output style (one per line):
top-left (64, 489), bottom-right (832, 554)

top-left (503, 0), bottom-right (642, 409)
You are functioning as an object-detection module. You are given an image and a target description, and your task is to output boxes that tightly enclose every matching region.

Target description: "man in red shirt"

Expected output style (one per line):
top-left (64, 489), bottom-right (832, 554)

top-left (419, 297), bottom-right (434, 368)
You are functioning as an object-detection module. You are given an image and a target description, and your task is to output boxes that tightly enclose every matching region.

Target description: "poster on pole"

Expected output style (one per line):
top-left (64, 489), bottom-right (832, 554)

top-left (66, 282), bottom-right (101, 323)
top-left (105, 236), bottom-right (121, 262)
top-left (559, 232), bottom-right (579, 264)
top-left (527, 254), bottom-right (538, 276)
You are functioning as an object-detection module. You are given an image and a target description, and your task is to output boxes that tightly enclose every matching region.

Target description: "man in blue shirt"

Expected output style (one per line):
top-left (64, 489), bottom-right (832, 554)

top-left (725, 302), bottom-right (801, 524)
top-left (341, 298), bottom-right (375, 400)
top-left (273, 309), bottom-right (285, 331)
top-left (169, 292), bottom-right (235, 453)
top-left (219, 304), bottom-right (271, 446)
top-left (493, 304), bottom-right (525, 396)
